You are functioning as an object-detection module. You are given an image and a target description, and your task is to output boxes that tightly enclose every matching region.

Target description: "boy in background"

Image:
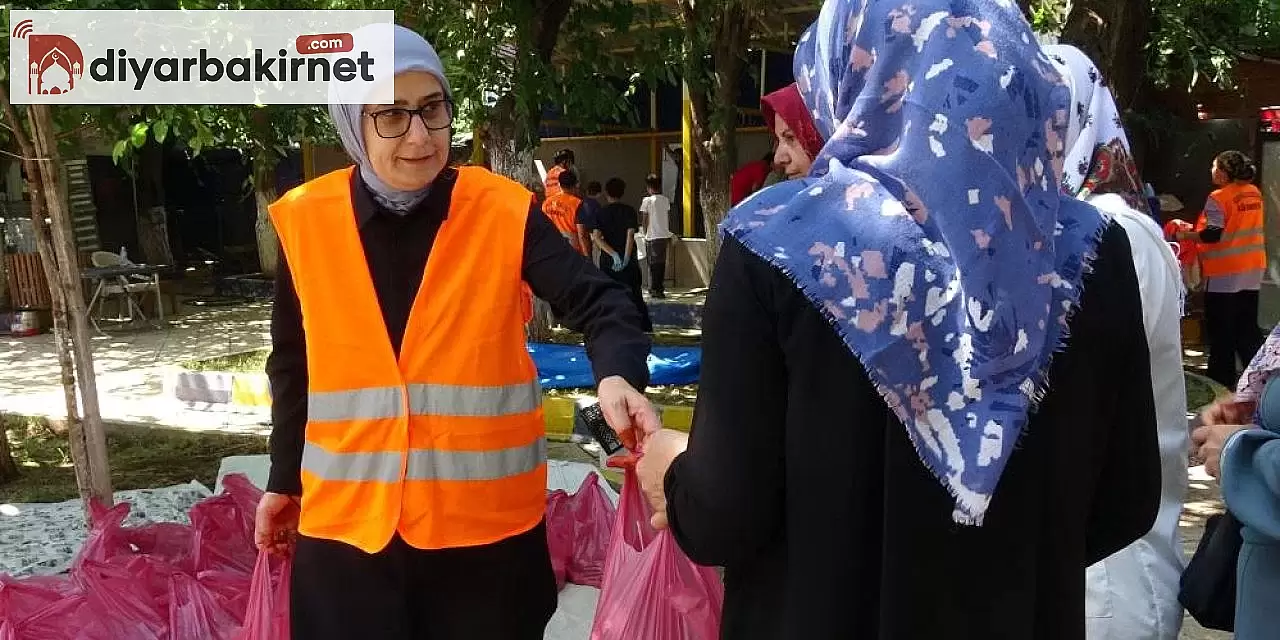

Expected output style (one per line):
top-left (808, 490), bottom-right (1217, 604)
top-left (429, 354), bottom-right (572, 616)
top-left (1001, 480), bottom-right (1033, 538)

top-left (587, 178), bottom-right (652, 331)
top-left (542, 170), bottom-right (591, 256)
top-left (639, 173), bottom-right (673, 299)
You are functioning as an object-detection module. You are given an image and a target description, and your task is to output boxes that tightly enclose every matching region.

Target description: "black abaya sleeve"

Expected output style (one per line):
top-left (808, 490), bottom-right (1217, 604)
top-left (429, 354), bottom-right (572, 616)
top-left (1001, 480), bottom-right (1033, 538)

top-left (663, 236), bottom-right (788, 568)
top-left (1083, 225), bottom-right (1163, 565)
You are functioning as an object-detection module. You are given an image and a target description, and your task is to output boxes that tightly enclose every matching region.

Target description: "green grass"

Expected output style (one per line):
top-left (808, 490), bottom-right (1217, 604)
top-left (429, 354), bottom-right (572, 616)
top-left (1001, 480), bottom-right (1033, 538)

top-left (545, 383), bottom-right (699, 408)
top-left (0, 415), bottom-right (268, 504)
top-left (1185, 370), bottom-right (1229, 412)
top-left (180, 349), bottom-right (269, 373)
top-left (543, 326), bottom-right (702, 347)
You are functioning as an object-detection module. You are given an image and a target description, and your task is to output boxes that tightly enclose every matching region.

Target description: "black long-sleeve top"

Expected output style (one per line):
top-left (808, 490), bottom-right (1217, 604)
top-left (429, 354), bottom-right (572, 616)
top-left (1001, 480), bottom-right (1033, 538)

top-left (663, 225), bottom-right (1161, 640)
top-left (265, 168), bottom-right (651, 495)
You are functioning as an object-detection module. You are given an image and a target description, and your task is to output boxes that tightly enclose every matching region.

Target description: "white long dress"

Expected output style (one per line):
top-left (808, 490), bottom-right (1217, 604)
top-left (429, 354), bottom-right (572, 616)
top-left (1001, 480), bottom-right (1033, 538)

top-left (1085, 194), bottom-right (1189, 640)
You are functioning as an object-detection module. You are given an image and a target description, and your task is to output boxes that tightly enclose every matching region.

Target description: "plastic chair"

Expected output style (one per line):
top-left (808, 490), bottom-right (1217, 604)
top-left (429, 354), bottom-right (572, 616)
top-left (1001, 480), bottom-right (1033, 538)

top-left (87, 250), bottom-right (160, 329)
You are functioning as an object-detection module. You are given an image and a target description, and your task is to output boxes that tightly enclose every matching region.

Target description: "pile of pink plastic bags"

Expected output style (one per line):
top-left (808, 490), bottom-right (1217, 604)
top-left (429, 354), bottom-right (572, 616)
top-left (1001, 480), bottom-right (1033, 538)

top-left (0, 474), bottom-right (287, 640)
top-left (1, 468), bottom-right (724, 640)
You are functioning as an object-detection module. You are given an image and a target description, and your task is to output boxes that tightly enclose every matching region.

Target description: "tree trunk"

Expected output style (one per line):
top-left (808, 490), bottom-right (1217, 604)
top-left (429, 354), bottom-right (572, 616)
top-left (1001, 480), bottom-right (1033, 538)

top-left (29, 103), bottom-right (113, 508)
top-left (527, 298), bottom-right (556, 343)
top-left (30, 202), bottom-right (87, 506)
top-left (0, 418), bottom-right (18, 484)
top-left (251, 110), bottom-right (282, 277)
top-left (255, 185), bottom-right (280, 277)
top-left (1061, 0), bottom-right (1151, 109)
top-left (482, 0), bottom-right (571, 188)
top-left (0, 91), bottom-right (105, 514)
top-left (486, 95), bottom-right (539, 189)
top-left (683, 2), bottom-right (751, 269)
top-left (135, 141), bottom-right (172, 265)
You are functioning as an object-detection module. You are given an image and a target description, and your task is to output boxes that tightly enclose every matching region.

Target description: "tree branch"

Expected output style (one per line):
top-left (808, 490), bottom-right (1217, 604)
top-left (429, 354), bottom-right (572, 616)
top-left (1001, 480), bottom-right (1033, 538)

top-left (534, 0), bottom-right (574, 62)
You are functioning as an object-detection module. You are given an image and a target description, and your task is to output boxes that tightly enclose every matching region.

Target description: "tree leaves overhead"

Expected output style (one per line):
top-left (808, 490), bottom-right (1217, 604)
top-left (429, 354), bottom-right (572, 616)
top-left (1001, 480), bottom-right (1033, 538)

top-left (1032, 0), bottom-right (1280, 91)
top-left (1146, 0), bottom-right (1280, 90)
top-left (400, 0), bottom-right (652, 143)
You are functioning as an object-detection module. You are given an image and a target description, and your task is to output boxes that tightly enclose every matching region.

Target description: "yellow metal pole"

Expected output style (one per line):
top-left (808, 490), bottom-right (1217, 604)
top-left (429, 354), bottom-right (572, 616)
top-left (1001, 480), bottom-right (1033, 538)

top-left (682, 82), bottom-right (694, 238)
top-left (649, 88), bottom-right (659, 175)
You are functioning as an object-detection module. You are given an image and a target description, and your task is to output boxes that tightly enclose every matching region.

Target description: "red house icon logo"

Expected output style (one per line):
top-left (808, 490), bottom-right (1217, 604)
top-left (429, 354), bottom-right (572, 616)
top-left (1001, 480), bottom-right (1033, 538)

top-left (12, 19), bottom-right (85, 95)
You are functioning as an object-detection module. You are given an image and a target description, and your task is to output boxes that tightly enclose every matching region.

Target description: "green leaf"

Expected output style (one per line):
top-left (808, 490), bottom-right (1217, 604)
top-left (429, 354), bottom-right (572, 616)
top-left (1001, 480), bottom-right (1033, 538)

top-left (130, 122), bottom-right (149, 148)
top-left (154, 120), bottom-right (169, 144)
top-left (112, 140), bottom-right (128, 164)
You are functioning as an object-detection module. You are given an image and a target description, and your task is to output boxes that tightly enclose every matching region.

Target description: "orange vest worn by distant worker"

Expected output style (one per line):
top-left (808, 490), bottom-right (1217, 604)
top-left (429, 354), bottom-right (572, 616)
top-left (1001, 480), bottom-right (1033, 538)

top-left (1200, 182), bottom-right (1267, 279)
top-left (269, 166), bottom-right (547, 554)
top-left (543, 192), bottom-right (586, 255)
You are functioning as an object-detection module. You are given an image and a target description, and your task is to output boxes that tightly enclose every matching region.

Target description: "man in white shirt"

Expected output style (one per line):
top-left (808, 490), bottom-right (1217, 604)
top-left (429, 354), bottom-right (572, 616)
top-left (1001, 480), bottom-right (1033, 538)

top-left (639, 173), bottom-right (674, 299)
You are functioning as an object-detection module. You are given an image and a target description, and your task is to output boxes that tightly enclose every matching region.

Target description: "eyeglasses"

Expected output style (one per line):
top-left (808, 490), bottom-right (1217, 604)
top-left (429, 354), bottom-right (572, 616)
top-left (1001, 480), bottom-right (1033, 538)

top-left (365, 100), bottom-right (454, 138)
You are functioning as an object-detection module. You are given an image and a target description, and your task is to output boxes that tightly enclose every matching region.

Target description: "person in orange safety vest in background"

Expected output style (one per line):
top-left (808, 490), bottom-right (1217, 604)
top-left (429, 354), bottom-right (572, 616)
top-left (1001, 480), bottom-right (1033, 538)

top-left (256, 25), bottom-right (660, 640)
top-left (1175, 150), bottom-right (1268, 387)
top-left (544, 148), bottom-right (574, 200)
top-left (542, 169), bottom-right (591, 256)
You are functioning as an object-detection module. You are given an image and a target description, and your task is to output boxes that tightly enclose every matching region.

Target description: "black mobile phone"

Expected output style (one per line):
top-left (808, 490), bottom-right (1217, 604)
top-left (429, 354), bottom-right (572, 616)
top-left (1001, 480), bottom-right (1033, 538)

top-left (576, 400), bottom-right (625, 455)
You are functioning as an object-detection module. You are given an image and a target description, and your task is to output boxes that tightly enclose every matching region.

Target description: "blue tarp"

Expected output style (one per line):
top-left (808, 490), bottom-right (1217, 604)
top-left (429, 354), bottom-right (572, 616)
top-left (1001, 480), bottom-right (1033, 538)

top-left (528, 343), bottom-right (701, 389)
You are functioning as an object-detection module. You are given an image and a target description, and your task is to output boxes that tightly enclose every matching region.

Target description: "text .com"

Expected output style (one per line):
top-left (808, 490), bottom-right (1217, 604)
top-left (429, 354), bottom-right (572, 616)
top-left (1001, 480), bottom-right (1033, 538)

top-left (86, 48), bottom-right (375, 90)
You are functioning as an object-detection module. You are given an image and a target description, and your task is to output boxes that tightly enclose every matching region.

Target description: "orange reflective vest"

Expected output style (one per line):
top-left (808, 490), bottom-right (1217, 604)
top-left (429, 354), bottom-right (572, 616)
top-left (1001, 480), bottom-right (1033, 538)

top-left (544, 166), bottom-right (565, 199)
top-left (269, 166), bottom-right (547, 554)
top-left (1200, 182), bottom-right (1267, 279)
top-left (543, 192), bottom-right (586, 255)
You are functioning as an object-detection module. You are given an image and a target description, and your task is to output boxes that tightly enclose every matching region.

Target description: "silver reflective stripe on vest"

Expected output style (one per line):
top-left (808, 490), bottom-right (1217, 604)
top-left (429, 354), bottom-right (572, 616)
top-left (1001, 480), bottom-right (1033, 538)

top-left (407, 438), bottom-right (546, 481)
top-left (1202, 241), bottom-right (1266, 260)
top-left (308, 387), bottom-right (404, 422)
top-left (302, 443), bottom-right (404, 483)
top-left (308, 381), bottom-right (542, 421)
top-left (1217, 228), bottom-right (1266, 243)
top-left (302, 439), bottom-right (546, 482)
top-left (407, 381), bottom-right (542, 417)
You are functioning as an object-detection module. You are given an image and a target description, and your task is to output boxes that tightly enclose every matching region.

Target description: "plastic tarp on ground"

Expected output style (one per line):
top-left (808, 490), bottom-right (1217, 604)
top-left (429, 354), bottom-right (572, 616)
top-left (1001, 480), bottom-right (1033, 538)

top-left (529, 343), bottom-right (700, 389)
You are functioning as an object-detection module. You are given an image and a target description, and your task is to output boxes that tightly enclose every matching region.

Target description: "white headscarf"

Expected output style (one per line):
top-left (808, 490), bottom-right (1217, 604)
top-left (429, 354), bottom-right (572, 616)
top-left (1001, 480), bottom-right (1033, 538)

top-left (1044, 44), bottom-right (1148, 212)
top-left (327, 25), bottom-right (451, 213)
top-left (1045, 44), bottom-right (1183, 311)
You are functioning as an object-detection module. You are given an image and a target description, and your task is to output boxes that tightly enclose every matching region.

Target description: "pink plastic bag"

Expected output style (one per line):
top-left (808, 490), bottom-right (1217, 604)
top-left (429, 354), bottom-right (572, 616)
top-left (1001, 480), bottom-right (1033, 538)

top-left (190, 475), bottom-right (262, 576)
top-left (197, 569), bottom-right (253, 626)
top-left (6, 593), bottom-right (90, 640)
top-left (76, 500), bottom-right (193, 573)
top-left (168, 572), bottom-right (239, 640)
top-left (545, 489), bottom-right (573, 589)
top-left (235, 551), bottom-right (291, 640)
top-left (72, 559), bottom-right (169, 640)
top-left (0, 573), bottom-right (78, 624)
top-left (590, 468), bottom-right (723, 640)
top-left (566, 473), bottom-right (615, 588)
top-left (74, 500), bottom-right (135, 568)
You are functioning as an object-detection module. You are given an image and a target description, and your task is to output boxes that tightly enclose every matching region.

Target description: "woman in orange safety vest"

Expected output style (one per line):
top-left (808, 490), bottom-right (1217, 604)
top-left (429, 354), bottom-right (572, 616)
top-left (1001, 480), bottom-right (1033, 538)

top-left (544, 148), bottom-right (574, 199)
top-left (254, 25), bottom-right (660, 640)
top-left (1176, 150), bottom-right (1268, 387)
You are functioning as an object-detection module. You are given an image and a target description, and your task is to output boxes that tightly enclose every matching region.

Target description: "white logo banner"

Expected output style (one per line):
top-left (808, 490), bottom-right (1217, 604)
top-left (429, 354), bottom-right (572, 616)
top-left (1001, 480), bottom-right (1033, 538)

top-left (9, 9), bottom-right (395, 105)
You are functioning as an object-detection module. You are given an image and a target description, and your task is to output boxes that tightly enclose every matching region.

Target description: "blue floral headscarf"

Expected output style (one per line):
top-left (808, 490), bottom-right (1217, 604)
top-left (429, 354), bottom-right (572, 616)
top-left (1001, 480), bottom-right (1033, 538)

top-left (723, 0), bottom-right (1107, 525)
